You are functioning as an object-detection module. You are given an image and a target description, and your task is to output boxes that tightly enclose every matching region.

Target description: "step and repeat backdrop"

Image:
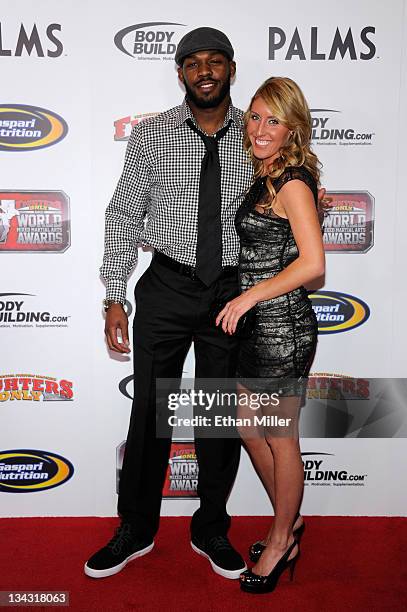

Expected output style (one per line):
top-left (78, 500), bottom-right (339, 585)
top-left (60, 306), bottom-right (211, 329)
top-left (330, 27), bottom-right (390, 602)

top-left (2, 0), bottom-right (407, 517)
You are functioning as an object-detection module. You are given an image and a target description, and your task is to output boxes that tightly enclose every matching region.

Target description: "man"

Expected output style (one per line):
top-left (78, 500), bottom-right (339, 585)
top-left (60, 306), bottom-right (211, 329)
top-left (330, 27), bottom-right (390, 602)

top-left (85, 27), bottom-right (254, 581)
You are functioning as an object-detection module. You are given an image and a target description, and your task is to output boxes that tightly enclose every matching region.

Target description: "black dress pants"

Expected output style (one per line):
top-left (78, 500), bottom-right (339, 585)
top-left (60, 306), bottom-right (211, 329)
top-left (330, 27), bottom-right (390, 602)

top-left (117, 256), bottom-right (241, 540)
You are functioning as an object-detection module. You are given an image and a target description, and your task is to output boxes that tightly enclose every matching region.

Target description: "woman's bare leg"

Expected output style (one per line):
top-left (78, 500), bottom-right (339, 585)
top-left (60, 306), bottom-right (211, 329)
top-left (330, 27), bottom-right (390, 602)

top-left (237, 383), bottom-right (276, 512)
top-left (251, 395), bottom-right (303, 574)
top-left (237, 386), bottom-right (303, 548)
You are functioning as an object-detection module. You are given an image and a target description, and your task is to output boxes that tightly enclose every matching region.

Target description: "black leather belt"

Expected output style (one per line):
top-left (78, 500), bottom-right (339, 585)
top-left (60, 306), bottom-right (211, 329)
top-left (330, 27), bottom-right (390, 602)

top-left (154, 252), bottom-right (237, 281)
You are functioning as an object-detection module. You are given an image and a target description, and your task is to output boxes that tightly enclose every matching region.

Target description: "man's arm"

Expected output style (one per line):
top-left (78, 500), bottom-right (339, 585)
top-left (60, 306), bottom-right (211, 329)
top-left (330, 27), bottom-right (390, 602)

top-left (100, 123), bottom-right (150, 353)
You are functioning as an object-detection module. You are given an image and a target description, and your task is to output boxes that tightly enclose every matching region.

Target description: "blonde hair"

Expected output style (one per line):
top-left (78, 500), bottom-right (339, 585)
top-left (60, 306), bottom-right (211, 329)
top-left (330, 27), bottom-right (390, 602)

top-left (244, 76), bottom-right (321, 209)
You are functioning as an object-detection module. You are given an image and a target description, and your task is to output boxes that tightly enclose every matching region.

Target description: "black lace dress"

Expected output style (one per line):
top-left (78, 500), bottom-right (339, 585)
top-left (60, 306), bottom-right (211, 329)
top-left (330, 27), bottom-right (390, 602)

top-left (235, 166), bottom-right (319, 393)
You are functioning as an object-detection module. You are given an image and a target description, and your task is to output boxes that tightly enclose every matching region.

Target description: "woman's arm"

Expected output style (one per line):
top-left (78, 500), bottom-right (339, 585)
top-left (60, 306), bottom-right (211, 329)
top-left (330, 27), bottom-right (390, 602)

top-left (216, 179), bottom-right (325, 334)
top-left (249, 179), bottom-right (325, 301)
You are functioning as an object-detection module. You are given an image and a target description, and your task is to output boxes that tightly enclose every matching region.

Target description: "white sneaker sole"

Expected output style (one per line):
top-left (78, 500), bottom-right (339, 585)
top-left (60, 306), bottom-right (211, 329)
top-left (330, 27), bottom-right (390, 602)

top-left (191, 541), bottom-right (247, 580)
top-left (84, 541), bottom-right (154, 579)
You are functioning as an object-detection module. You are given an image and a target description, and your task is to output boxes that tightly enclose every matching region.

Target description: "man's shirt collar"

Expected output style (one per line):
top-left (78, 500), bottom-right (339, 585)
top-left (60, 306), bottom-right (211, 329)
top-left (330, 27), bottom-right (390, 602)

top-left (174, 97), bottom-right (242, 131)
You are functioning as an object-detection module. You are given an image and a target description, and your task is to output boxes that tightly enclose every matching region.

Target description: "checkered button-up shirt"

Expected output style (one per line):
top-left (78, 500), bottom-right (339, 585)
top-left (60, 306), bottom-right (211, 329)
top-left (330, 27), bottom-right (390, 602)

top-left (100, 97), bottom-right (254, 303)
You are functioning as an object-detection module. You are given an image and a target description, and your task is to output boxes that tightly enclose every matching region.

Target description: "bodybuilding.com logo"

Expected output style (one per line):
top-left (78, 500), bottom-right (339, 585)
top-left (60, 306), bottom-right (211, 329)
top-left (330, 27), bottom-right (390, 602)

top-left (0, 293), bottom-right (70, 328)
top-left (310, 109), bottom-right (375, 146)
top-left (114, 22), bottom-right (186, 60)
top-left (302, 452), bottom-right (368, 486)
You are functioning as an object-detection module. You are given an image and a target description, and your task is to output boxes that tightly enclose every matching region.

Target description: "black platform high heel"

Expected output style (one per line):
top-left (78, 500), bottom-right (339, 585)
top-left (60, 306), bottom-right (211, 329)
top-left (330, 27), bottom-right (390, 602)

top-left (249, 512), bottom-right (304, 563)
top-left (240, 539), bottom-right (299, 594)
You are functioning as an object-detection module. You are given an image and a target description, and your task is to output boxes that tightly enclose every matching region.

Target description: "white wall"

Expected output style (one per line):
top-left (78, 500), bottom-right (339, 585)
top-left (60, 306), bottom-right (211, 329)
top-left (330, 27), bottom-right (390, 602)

top-left (1, 0), bottom-right (406, 517)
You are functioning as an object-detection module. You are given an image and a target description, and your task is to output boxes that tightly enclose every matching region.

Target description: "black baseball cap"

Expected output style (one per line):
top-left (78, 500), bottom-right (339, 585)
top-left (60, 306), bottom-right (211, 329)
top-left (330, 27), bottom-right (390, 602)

top-left (175, 27), bottom-right (234, 66)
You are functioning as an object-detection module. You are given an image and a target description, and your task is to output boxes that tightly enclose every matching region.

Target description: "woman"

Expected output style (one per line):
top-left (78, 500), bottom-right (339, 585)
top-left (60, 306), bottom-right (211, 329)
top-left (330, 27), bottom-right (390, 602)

top-left (216, 77), bottom-right (325, 594)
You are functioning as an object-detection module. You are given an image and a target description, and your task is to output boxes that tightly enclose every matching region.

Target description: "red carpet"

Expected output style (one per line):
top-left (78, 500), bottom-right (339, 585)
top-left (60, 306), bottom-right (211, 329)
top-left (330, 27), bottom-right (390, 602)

top-left (0, 517), bottom-right (406, 611)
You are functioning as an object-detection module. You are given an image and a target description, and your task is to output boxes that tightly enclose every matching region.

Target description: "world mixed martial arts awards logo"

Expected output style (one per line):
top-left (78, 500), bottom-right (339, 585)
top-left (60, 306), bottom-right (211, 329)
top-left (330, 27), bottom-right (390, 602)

top-left (0, 105), bottom-right (68, 151)
top-left (163, 441), bottom-right (198, 498)
top-left (0, 449), bottom-right (74, 493)
top-left (0, 191), bottom-right (70, 252)
top-left (322, 192), bottom-right (374, 253)
top-left (116, 440), bottom-right (199, 498)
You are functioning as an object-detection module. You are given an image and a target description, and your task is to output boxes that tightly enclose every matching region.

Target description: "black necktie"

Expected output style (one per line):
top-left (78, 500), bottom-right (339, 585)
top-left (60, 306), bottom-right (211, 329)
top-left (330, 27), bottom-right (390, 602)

top-left (186, 118), bottom-right (232, 286)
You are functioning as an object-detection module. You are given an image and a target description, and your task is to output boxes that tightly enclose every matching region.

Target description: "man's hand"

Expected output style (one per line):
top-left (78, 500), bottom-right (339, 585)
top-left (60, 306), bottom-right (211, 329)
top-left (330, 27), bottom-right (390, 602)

top-left (104, 303), bottom-right (130, 353)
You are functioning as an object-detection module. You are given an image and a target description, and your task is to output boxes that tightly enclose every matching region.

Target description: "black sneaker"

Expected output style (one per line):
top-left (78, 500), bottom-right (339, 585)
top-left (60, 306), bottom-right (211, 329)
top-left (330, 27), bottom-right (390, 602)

top-left (191, 535), bottom-right (247, 579)
top-left (84, 522), bottom-right (154, 578)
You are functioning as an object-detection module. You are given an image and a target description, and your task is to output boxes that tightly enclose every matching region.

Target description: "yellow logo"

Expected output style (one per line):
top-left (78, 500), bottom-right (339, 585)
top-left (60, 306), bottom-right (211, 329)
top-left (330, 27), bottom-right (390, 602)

top-left (310, 291), bottom-right (370, 334)
top-left (0, 449), bottom-right (74, 492)
top-left (0, 105), bottom-right (68, 151)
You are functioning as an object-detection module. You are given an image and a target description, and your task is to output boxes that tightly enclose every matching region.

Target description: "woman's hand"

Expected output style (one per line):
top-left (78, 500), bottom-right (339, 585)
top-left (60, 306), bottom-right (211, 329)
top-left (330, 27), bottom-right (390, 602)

top-left (216, 292), bottom-right (257, 334)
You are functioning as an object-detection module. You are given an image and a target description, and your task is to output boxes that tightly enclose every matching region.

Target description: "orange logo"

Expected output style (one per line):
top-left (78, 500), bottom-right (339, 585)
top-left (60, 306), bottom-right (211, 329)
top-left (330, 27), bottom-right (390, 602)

top-left (0, 105), bottom-right (68, 151)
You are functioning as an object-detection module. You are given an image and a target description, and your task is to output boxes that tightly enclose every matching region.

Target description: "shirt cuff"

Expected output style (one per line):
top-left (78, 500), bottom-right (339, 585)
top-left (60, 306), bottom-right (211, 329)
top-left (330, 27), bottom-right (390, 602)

top-left (105, 279), bottom-right (127, 305)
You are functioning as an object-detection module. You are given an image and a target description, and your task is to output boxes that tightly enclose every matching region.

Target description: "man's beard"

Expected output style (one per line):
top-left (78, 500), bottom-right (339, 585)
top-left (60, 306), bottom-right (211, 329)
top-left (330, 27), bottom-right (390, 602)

top-left (184, 76), bottom-right (231, 109)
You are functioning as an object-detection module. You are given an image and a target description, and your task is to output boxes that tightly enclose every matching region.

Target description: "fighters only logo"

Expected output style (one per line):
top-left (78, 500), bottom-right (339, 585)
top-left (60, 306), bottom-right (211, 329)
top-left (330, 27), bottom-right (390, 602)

top-left (0, 374), bottom-right (74, 402)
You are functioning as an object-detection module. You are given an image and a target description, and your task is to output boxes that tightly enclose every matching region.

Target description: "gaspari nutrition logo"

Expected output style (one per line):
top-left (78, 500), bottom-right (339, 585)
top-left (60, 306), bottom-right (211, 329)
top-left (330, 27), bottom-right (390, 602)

top-left (114, 22), bottom-right (186, 61)
top-left (114, 112), bottom-right (160, 141)
top-left (0, 105), bottom-right (68, 151)
top-left (268, 26), bottom-right (376, 60)
top-left (0, 450), bottom-right (74, 493)
top-left (311, 109), bottom-right (375, 146)
top-left (308, 373), bottom-right (370, 400)
top-left (0, 22), bottom-right (63, 57)
top-left (0, 293), bottom-right (70, 329)
top-left (302, 452), bottom-right (368, 487)
top-left (309, 291), bottom-right (370, 334)
top-left (0, 374), bottom-right (73, 402)
top-left (0, 191), bottom-right (70, 252)
top-left (322, 191), bottom-right (374, 253)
